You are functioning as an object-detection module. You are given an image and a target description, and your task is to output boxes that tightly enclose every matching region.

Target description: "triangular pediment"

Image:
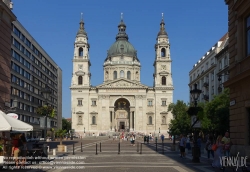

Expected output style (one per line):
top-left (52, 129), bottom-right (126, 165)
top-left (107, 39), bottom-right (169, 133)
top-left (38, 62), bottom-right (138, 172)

top-left (96, 78), bottom-right (148, 89)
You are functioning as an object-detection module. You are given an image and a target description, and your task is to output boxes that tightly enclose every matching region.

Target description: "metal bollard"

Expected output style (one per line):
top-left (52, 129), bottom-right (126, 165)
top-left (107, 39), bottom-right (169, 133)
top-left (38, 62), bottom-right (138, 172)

top-left (96, 143), bottom-right (98, 155)
top-left (100, 142), bottom-right (102, 152)
top-left (47, 146), bottom-right (50, 153)
top-left (81, 142), bottom-right (83, 152)
top-left (156, 139), bottom-right (157, 152)
top-left (137, 142), bottom-right (139, 152)
top-left (73, 143), bottom-right (75, 155)
top-left (118, 142), bottom-right (120, 154)
top-left (162, 141), bottom-right (164, 154)
top-left (53, 148), bottom-right (56, 155)
top-left (140, 143), bottom-right (142, 154)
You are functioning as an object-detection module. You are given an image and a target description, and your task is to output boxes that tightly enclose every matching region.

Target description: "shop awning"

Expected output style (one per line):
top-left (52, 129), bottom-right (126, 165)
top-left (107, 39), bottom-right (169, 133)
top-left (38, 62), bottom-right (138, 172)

top-left (0, 110), bottom-right (33, 131)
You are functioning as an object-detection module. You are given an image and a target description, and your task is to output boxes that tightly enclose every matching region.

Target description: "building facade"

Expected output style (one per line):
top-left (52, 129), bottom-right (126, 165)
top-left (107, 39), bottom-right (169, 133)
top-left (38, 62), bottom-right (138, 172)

top-left (189, 33), bottom-right (229, 103)
top-left (71, 16), bottom-right (174, 136)
top-left (0, 0), bottom-right (16, 110)
top-left (10, 20), bottom-right (62, 137)
top-left (224, 0), bottom-right (250, 157)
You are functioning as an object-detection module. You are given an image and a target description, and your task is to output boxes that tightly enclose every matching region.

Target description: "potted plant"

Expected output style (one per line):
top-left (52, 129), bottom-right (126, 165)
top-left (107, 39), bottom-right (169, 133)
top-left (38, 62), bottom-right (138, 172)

top-left (55, 129), bottom-right (67, 152)
top-left (0, 138), bottom-right (3, 156)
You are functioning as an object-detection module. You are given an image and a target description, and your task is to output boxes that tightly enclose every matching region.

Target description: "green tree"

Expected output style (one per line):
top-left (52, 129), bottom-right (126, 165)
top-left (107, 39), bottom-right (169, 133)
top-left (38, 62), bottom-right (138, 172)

top-left (204, 88), bottom-right (230, 135)
top-left (62, 118), bottom-right (71, 132)
top-left (55, 129), bottom-right (67, 145)
top-left (168, 100), bottom-right (191, 136)
top-left (36, 105), bottom-right (55, 118)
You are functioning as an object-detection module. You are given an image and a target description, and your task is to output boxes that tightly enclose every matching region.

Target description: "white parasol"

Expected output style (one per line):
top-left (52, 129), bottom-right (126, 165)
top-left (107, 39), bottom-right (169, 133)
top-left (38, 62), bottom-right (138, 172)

top-left (0, 110), bottom-right (33, 131)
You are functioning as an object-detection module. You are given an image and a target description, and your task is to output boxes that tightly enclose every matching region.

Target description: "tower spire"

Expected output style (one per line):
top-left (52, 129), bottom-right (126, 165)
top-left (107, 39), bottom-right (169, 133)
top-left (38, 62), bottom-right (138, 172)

top-left (77, 12), bottom-right (87, 36)
top-left (116, 13), bottom-right (128, 40)
top-left (157, 13), bottom-right (168, 37)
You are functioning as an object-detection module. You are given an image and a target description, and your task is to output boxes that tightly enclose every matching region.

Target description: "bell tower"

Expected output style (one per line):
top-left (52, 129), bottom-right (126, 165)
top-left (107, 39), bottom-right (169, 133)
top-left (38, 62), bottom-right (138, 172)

top-left (153, 13), bottom-right (173, 88)
top-left (72, 13), bottom-right (91, 87)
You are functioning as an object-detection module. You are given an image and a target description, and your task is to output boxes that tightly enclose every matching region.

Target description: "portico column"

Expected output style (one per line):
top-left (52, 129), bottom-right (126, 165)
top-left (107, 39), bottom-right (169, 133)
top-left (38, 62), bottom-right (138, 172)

top-left (112, 111), bottom-right (115, 131)
top-left (130, 111), bottom-right (132, 131)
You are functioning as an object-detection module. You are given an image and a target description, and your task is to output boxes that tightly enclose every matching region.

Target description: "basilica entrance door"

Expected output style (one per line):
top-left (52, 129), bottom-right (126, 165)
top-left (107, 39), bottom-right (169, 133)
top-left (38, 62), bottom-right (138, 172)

top-left (120, 122), bottom-right (125, 129)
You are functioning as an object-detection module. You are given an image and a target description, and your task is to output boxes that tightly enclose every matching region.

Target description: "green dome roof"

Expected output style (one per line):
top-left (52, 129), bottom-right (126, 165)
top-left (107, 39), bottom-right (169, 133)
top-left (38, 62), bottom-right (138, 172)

top-left (108, 40), bottom-right (136, 57)
top-left (107, 18), bottom-right (137, 58)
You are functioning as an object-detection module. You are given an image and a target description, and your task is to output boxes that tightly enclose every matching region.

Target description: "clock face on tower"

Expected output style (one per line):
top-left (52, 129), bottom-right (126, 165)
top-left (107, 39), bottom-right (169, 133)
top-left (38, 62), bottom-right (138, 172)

top-left (161, 65), bottom-right (166, 70)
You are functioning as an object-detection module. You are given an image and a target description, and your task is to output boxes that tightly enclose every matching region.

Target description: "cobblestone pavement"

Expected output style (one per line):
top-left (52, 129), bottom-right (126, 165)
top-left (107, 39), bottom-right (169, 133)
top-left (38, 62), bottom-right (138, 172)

top-left (1, 138), bottom-right (241, 172)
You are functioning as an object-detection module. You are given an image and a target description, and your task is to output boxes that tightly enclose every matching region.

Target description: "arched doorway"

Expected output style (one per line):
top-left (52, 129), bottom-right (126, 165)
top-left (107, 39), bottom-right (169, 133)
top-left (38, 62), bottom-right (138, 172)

top-left (114, 98), bottom-right (130, 132)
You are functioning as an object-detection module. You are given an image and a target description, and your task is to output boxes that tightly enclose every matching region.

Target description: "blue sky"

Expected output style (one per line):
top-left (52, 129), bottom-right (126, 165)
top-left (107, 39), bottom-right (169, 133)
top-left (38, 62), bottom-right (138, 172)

top-left (12, 0), bottom-right (228, 118)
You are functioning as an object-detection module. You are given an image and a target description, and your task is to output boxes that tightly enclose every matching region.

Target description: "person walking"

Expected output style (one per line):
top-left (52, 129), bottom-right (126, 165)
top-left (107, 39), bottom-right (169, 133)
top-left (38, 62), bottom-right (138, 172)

top-left (179, 134), bottom-right (186, 158)
top-left (185, 135), bottom-right (191, 154)
top-left (211, 135), bottom-right (224, 169)
top-left (206, 136), bottom-right (214, 160)
top-left (161, 134), bottom-right (165, 142)
top-left (222, 131), bottom-right (232, 157)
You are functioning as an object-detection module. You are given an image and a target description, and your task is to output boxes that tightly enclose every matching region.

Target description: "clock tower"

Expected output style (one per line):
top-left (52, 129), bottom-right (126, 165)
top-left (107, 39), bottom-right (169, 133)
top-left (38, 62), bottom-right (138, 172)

top-left (153, 14), bottom-right (173, 88)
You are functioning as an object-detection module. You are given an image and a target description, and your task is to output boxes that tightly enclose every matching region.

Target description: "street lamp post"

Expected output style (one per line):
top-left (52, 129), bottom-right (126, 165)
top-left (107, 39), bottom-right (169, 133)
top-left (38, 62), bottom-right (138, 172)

top-left (41, 84), bottom-right (52, 141)
top-left (189, 83), bottom-right (202, 163)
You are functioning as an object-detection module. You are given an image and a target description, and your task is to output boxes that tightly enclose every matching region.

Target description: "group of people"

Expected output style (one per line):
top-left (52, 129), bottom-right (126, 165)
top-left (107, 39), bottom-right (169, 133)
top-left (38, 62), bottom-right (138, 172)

top-left (210, 132), bottom-right (232, 169)
top-left (1, 132), bottom-right (27, 169)
top-left (179, 134), bottom-right (192, 158)
top-left (177, 131), bottom-right (232, 170)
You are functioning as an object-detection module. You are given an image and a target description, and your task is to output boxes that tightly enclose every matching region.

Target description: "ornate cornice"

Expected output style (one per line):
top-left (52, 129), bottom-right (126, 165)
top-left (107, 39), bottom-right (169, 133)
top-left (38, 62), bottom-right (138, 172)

top-left (98, 95), bottom-right (110, 99)
top-left (154, 87), bottom-right (174, 90)
top-left (146, 111), bottom-right (154, 115)
top-left (90, 111), bottom-right (98, 115)
top-left (76, 111), bottom-right (84, 114)
top-left (75, 70), bottom-right (85, 76)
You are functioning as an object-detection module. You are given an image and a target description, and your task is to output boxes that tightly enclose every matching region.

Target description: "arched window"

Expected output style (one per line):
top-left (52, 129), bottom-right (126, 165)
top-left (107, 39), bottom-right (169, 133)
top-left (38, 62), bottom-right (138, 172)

top-left (92, 116), bottom-right (96, 124)
top-left (162, 76), bottom-right (166, 85)
top-left (149, 116), bottom-right (152, 125)
top-left (161, 48), bottom-right (166, 57)
top-left (127, 71), bottom-right (131, 80)
top-left (120, 70), bottom-right (124, 77)
top-left (78, 76), bottom-right (83, 85)
top-left (113, 71), bottom-right (117, 80)
top-left (79, 47), bottom-right (83, 56)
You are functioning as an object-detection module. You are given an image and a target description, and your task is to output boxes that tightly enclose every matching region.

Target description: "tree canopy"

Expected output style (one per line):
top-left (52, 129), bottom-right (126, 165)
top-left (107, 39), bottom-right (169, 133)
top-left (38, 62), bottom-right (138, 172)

top-left (168, 100), bottom-right (191, 136)
top-left (62, 118), bottom-right (71, 132)
top-left (36, 105), bottom-right (55, 118)
top-left (203, 88), bottom-right (230, 135)
top-left (168, 88), bottom-right (230, 137)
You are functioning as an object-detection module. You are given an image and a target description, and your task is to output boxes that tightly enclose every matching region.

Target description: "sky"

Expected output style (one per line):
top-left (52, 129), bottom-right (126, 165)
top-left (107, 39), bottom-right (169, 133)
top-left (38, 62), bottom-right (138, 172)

top-left (12, 0), bottom-right (228, 118)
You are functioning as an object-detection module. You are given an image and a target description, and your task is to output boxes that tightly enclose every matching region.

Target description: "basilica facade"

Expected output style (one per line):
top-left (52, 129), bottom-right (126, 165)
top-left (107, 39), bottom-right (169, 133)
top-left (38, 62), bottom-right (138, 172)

top-left (70, 15), bottom-right (174, 136)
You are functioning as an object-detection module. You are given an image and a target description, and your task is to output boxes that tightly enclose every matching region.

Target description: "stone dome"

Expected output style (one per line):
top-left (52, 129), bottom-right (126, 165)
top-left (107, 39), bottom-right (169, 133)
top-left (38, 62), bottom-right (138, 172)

top-left (107, 39), bottom-right (136, 57)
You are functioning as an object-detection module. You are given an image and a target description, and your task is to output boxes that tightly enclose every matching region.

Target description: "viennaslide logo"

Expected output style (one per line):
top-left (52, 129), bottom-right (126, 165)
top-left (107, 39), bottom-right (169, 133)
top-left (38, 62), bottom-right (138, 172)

top-left (220, 152), bottom-right (248, 171)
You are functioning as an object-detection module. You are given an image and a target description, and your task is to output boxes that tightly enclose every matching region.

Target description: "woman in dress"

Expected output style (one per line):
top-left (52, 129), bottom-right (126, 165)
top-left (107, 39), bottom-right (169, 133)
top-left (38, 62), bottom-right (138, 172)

top-left (211, 135), bottom-right (224, 169)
